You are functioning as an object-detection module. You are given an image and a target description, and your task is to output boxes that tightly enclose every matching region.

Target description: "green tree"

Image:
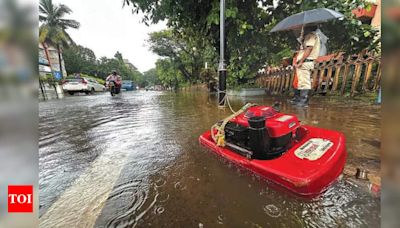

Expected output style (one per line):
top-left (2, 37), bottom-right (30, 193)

top-left (124, 0), bottom-right (379, 86)
top-left (63, 42), bottom-right (144, 84)
top-left (275, 0), bottom-right (381, 53)
top-left (96, 52), bottom-right (143, 82)
top-left (155, 59), bottom-right (182, 91)
top-left (114, 52), bottom-right (131, 80)
top-left (136, 74), bottom-right (148, 88)
top-left (39, 0), bottom-right (80, 77)
top-left (97, 56), bottom-right (120, 79)
top-left (63, 45), bottom-right (97, 75)
top-left (148, 29), bottom-right (207, 83)
top-left (143, 68), bottom-right (160, 86)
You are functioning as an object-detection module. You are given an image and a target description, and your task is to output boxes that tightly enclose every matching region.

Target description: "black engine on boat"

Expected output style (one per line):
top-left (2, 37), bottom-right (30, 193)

top-left (224, 117), bottom-right (292, 159)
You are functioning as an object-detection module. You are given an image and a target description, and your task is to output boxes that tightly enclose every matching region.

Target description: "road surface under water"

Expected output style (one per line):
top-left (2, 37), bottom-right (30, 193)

top-left (39, 91), bottom-right (380, 227)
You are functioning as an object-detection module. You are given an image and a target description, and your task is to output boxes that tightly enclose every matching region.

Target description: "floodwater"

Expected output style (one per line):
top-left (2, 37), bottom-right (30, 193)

top-left (39, 91), bottom-right (380, 227)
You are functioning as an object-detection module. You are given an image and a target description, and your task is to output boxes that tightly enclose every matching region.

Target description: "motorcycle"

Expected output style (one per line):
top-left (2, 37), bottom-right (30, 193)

top-left (107, 80), bottom-right (121, 96)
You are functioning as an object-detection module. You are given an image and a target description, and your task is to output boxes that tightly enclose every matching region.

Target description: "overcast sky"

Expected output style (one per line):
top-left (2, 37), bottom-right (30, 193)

top-left (53, 0), bottom-right (166, 73)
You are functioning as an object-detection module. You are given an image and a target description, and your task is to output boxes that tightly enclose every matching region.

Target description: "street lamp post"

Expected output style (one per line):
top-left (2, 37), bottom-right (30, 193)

top-left (218, 0), bottom-right (227, 107)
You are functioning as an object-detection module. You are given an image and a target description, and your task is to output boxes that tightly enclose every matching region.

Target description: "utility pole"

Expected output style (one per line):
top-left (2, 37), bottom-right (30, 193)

top-left (218, 0), bottom-right (226, 107)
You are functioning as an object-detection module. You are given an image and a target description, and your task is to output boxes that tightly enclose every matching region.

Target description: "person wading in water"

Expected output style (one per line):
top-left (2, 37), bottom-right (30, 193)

top-left (290, 25), bottom-right (322, 107)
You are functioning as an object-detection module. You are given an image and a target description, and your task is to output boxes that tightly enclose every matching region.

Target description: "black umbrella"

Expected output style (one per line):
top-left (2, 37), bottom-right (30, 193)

top-left (270, 8), bottom-right (344, 33)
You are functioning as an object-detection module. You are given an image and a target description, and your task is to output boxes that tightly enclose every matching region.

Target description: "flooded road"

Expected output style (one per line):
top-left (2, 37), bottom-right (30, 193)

top-left (39, 91), bottom-right (380, 227)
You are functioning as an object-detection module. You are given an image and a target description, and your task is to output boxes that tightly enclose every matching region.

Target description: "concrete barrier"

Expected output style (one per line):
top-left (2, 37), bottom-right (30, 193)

top-left (227, 88), bottom-right (266, 97)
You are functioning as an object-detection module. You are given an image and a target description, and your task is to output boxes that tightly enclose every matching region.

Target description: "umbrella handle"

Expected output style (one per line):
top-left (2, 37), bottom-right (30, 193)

top-left (299, 25), bottom-right (304, 49)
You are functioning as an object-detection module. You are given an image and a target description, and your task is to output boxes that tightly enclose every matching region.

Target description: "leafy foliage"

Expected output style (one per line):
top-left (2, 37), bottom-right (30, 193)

top-left (124, 0), bottom-right (379, 86)
top-left (63, 45), bottom-right (97, 75)
top-left (63, 45), bottom-right (143, 83)
top-left (148, 29), bottom-right (213, 83)
top-left (39, 0), bottom-right (80, 46)
top-left (155, 59), bottom-right (183, 90)
top-left (292, 0), bottom-right (380, 53)
top-left (143, 68), bottom-right (160, 86)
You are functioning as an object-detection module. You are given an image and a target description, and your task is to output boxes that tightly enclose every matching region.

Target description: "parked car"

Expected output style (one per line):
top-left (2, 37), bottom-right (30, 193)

top-left (62, 76), bottom-right (105, 95)
top-left (121, 80), bottom-right (136, 91)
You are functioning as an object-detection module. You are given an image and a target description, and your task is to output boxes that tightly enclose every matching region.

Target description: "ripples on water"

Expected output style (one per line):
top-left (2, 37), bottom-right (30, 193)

top-left (104, 181), bottom-right (158, 227)
top-left (39, 91), bottom-right (380, 227)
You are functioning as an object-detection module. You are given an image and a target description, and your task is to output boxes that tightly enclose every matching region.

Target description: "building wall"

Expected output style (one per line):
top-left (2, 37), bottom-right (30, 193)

top-left (39, 43), bottom-right (67, 79)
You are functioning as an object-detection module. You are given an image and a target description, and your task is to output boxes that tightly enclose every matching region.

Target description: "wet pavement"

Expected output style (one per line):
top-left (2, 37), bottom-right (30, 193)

top-left (39, 91), bottom-right (380, 227)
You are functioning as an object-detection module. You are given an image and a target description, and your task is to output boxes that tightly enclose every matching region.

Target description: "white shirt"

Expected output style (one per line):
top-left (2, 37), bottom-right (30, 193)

top-left (106, 74), bottom-right (121, 82)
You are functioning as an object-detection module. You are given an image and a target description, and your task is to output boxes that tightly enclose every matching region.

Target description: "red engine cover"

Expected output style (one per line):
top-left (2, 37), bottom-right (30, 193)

top-left (199, 126), bottom-right (347, 197)
top-left (199, 105), bottom-right (347, 196)
top-left (230, 106), bottom-right (300, 138)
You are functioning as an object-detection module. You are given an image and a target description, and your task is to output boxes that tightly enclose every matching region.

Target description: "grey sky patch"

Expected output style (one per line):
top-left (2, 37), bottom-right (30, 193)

top-left (54, 0), bottom-right (166, 73)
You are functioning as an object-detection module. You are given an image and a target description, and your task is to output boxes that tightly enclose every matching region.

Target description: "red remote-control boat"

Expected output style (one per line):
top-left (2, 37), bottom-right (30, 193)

top-left (199, 104), bottom-right (346, 197)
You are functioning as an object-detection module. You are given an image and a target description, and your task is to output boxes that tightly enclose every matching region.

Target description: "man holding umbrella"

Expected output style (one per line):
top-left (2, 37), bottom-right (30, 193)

top-left (270, 8), bottom-right (344, 107)
top-left (292, 25), bottom-right (320, 107)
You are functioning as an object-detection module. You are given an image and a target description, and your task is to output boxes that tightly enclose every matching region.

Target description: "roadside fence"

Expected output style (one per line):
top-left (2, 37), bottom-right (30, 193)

top-left (256, 52), bottom-right (381, 96)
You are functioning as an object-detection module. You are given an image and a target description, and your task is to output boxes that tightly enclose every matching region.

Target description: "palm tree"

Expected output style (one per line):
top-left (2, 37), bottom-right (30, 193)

top-left (39, 0), bottom-right (80, 78)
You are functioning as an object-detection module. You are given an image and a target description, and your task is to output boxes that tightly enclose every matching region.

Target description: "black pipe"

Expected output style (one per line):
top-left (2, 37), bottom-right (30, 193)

top-left (248, 116), bottom-right (270, 159)
top-left (218, 0), bottom-right (226, 107)
top-left (218, 69), bottom-right (226, 106)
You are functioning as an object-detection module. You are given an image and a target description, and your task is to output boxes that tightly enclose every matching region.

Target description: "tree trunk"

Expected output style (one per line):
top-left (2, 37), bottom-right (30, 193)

top-left (41, 42), bottom-right (53, 99)
top-left (39, 79), bottom-right (47, 100)
top-left (57, 44), bottom-right (64, 78)
top-left (178, 65), bottom-right (191, 81)
top-left (42, 42), bottom-right (53, 72)
top-left (174, 77), bottom-right (179, 92)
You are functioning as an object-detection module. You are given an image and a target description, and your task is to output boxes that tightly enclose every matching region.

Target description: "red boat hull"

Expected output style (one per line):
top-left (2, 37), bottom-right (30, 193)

top-left (199, 125), bottom-right (346, 197)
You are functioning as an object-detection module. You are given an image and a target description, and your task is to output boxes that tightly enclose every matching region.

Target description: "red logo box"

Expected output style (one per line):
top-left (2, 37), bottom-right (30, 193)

top-left (8, 185), bottom-right (33, 213)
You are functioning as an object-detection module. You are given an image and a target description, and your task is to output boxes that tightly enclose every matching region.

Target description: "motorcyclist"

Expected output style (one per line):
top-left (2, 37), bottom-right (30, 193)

top-left (106, 70), bottom-right (122, 93)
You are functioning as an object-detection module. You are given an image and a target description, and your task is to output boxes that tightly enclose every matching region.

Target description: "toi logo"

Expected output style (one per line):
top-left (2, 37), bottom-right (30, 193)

top-left (8, 185), bottom-right (33, 213)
